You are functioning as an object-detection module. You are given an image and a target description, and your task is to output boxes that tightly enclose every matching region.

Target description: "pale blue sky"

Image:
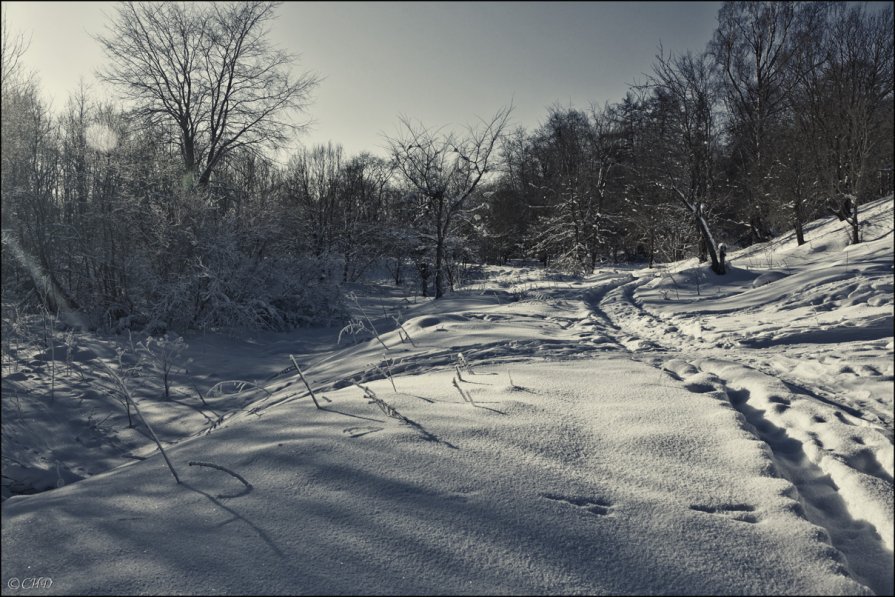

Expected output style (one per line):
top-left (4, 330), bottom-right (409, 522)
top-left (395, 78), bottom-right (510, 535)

top-left (4, 1), bottom-right (725, 157)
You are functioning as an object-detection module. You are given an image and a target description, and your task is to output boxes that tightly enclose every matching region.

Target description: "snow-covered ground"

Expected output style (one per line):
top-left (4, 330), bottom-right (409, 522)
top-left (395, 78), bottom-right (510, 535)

top-left (2, 197), bottom-right (893, 595)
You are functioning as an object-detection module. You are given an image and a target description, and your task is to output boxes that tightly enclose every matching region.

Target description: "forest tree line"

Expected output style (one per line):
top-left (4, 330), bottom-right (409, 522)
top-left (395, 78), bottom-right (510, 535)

top-left (1, 1), bottom-right (892, 331)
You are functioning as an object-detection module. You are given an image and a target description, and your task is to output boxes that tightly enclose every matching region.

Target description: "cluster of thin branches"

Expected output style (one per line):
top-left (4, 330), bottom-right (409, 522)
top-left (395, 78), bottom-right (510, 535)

top-left (354, 382), bottom-right (407, 423)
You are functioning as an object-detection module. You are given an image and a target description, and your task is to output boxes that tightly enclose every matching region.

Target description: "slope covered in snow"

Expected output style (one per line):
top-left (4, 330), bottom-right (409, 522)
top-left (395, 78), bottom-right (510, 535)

top-left (2, 197), bottom-right (893, 595)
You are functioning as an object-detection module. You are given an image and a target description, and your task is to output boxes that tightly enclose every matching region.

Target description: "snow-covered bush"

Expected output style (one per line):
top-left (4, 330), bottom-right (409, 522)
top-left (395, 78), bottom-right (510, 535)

top-left (187, 249), bottom-right (345, 331)
top-left (125, 207), bottom-right (348, 332)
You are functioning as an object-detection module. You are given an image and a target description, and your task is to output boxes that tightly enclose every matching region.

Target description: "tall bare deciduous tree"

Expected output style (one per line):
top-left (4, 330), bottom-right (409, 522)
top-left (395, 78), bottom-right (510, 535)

top-left (388, 106), bottom-right (512, 298)
top-left (95, 1), bottom-right (318, 188)
top-left (645, 49), bottom-right (728, 274)
top-left (711, 1), bottom-right (800, 243)
top-left (516, 105), bottom-right (623, 272)
top-left (1, 12), bottom-right (81, 319)
top-left (1, 8), bottom-right (29, 90)
top-left (804, 3), bottom-right (893, 245)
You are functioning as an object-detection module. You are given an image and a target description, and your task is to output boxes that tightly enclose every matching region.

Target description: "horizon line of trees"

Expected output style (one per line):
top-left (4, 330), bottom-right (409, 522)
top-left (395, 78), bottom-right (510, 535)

top-left (2, 1), bottom-right (892, 333)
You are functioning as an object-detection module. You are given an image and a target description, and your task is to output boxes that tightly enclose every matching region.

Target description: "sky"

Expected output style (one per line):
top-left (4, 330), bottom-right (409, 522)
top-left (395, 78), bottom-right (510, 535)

top-left (1, 1), bottom-right (728, 158)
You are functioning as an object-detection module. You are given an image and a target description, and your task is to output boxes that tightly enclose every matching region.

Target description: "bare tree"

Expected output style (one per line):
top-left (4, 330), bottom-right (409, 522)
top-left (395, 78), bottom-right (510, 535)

top-left (517, 105), bottom-right (623, 272)
top-left (645, 49), bottom-right (728, 274)
top-left (803, 3), bottom-right (893, 244)
top-left (526, 107), bottom-right (595, 271)
top-left (282, 143), bottom-right (344, 257)
top-left (95, 1), bottom-right (319, 188)
top-left (339, 153), bottom-right (396, 282)
top-left (711, 2), bottom-right (800, 242)
top-left (1, 8), bottom-right (29, 91)
top-left (388, 106), bottom-right (512, 298)
top-left (1, 10), bottom-right (66, 312)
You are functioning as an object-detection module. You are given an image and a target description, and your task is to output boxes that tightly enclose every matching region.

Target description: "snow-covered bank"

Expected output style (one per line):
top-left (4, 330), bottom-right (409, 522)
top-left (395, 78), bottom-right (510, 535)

top-left (0, 360), bottom-right (876, 595)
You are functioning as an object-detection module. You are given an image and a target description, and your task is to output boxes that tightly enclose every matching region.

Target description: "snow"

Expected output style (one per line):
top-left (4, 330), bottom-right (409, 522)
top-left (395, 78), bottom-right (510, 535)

top-left (2, 197), bottom-right (893, 595)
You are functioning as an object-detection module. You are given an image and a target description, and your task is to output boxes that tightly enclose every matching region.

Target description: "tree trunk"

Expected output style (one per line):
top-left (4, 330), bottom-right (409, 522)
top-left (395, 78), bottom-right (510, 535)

top-left (675, 190), bottom-right (725, 275)
top-left (434, 197), bottom-right (446, 299)
top-left (829, 196), bottom-right (850, 221)
top-left (182, 132), bottom-right (196, 175)
top-left (693, 211), bottom-right (724, 275)
top-left (418, 262), bottom-right (429, 297)
top-left (648, 228), bottom-right (655, 268)
top-left (198, 168), bottom-right (212, 188)
top-left (434, 236), bottom-right (445, 299)
top-left (794, 219), bottom-right (805, 246)
top-left (793, 195), bottom-right (806, 246)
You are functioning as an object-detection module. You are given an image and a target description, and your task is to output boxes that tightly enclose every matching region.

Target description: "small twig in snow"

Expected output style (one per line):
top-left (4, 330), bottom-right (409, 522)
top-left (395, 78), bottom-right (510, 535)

top-left (452, 377), bottom-right (475, 405)
top-left (290, 355), bottom-right (321, 409)
top-left (188, 461), bottom-right (253, 496)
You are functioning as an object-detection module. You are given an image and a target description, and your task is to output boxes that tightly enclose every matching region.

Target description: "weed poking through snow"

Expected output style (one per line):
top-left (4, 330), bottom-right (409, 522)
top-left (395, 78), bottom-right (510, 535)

top-left (188, 461), bottom-right (252, 498)
top-left (345, 292), bottom-right (389, 350)
top-left (507, 370), bottom-right (522, 390)
top-left (135, 333), bottom-right (189, 400)
top-left (456, 352), bottom-right (475, 375)
top-left (372, 356), bottom-right (398, 392)
top-left (97, 360), bottom-right (181, 484)
top-left (290, 355), bottom-right (322, 409)
top-left (390, 314), bottom-right (417, 347)
top-left (452, 377), bottom-right (475, 405)
top-left (353, 382), bottom-right (448, 446)
top-left (206, 380), bottom-right (272, 400)
top-left (354, 382), bottom-right (406, 421)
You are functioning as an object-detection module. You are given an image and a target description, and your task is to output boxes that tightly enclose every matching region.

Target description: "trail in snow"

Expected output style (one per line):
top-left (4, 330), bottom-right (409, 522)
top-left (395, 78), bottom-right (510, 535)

top-left (576, 198), bottom-right (895, 593)
top-left (484, 266), bottom-right (895, 594)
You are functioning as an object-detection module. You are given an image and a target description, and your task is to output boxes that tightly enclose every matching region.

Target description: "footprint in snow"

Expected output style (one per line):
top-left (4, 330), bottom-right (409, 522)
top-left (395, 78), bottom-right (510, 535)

top-left (833, 411), bottom-right (856, 426)
top-left (342, 426), bottom-right (384, 438)
top-left (683, 380), bottom-right (716, 393)
top-left (857, 365), bottom-right (881, 377)
top-left (542, 493), bottom-right (612, 516)
top-left (767, 395), bottom-right (791, 405)
top-left (690, 503), bottom-right (759, 524)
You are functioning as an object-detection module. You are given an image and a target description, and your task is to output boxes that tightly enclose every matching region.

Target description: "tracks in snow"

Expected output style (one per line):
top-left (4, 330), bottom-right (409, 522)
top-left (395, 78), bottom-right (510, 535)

top-left (662, 360), bottom-right (893, 595)
top-left (583, 275), bottom-right (894, 595)
top-left (184, 271), bottom-right (892, 594)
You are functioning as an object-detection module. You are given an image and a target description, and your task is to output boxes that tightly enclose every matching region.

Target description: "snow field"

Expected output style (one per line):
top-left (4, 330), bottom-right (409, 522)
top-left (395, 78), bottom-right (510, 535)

top-left (1, 360), bottom-right (875, 595)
